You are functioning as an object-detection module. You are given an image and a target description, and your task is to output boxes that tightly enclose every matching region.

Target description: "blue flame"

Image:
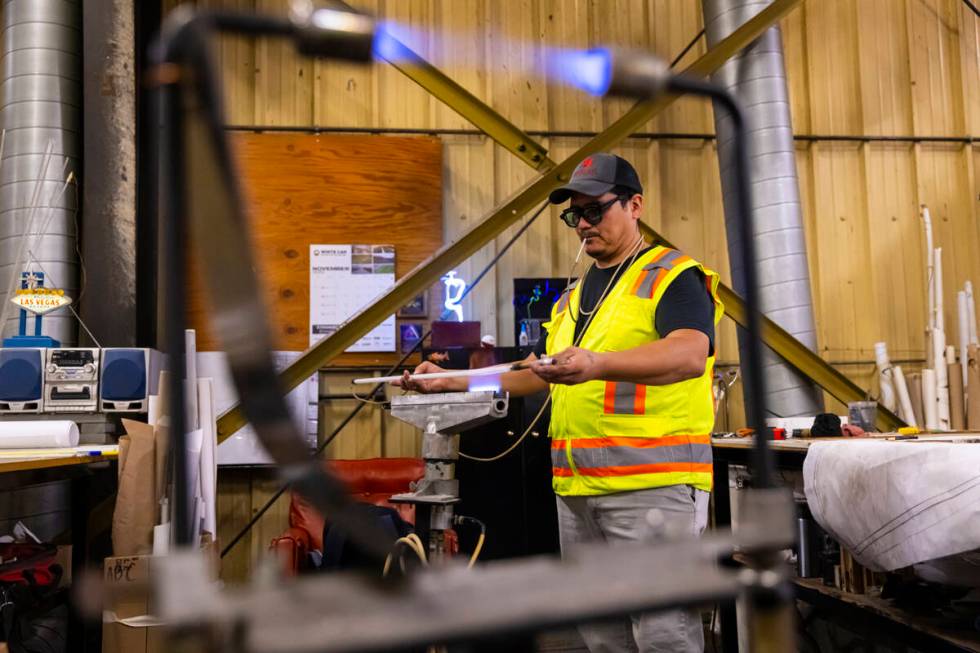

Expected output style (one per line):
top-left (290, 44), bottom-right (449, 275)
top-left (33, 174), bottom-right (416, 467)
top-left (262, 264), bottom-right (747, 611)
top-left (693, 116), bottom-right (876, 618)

top-left (550, 48), bottom-right (612, 96)
top-left (372, 25), bottom-right (402, 62)
top-left (469, 375), bottom-right (501, 393)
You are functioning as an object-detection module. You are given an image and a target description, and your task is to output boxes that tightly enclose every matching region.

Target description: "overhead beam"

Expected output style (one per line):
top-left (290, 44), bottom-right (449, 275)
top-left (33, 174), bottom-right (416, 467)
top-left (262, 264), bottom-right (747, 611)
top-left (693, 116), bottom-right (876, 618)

top-left (217, 0), bottom-right (827, 441)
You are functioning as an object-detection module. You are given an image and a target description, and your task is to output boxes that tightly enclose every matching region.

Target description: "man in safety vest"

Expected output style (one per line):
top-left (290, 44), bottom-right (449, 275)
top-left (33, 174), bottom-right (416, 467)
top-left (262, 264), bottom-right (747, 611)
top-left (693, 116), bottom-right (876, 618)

top-left (398, 153), bottom-right (722, 653)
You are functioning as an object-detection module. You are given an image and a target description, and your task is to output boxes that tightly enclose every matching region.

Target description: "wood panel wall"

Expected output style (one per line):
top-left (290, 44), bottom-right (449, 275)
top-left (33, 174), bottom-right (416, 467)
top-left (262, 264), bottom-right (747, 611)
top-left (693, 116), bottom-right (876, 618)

top-left (186, 132), bottom-right (443, 365)
top-left (163, 0), bottom-right (980, 578)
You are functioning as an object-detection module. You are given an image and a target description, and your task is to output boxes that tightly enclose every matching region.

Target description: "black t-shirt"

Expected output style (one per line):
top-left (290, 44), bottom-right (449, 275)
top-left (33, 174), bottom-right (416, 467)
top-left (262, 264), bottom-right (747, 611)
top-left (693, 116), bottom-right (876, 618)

top-left (533, 248), bottom-right (715, 357)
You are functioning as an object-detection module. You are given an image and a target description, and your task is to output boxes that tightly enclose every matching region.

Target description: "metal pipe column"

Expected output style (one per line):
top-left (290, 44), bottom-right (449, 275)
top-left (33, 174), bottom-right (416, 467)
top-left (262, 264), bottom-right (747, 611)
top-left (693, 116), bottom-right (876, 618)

top-left (703, 0), bottom-right (823, 417)
top-left (0, 0), bottom-right (81, 344)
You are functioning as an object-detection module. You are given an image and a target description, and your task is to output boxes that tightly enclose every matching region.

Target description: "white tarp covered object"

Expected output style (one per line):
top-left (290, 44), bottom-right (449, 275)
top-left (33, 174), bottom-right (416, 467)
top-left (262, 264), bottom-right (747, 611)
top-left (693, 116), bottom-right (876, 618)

top-left (803, 440), bottom-right (980, 574)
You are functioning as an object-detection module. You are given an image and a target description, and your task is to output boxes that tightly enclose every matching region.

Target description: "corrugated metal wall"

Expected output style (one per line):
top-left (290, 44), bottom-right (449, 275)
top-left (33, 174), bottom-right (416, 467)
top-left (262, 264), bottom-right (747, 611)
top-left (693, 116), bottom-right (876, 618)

top-left (159, 0), bottom-right (980, 578)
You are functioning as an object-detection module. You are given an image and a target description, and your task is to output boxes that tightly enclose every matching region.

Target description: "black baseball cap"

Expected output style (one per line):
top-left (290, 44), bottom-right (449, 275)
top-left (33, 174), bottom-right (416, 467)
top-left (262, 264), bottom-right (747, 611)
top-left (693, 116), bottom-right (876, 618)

top-left (548, 153), bottom-right (643, 204)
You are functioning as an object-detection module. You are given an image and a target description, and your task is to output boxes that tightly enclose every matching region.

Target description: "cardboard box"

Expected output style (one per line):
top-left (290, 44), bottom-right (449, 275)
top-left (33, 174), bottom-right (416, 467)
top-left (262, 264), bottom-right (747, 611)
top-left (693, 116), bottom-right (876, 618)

top-left (101, 555), bottom-right (166, 653)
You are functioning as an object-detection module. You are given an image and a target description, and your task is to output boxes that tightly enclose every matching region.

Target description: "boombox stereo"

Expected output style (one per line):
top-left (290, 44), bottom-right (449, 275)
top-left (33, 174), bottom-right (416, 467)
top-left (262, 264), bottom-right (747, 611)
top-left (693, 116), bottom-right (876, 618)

top-left (99, 348), bottom-right (164, 413)
top-left (44, 348), bottom-right (100, 412)
top-left (0, 348), bottom-right (45, 413)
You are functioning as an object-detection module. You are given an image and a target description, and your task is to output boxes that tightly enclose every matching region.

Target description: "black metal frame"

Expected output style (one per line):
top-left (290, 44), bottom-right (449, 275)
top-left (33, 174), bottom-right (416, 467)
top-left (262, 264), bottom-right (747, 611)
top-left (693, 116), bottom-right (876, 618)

top-left (152, 8), bottom-right (392, 556)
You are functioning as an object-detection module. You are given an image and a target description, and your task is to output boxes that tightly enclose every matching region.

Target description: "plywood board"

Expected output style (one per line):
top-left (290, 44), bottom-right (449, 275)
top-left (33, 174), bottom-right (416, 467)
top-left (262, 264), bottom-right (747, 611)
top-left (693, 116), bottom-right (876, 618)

top-left (186, 133), bottom-right (443, 365)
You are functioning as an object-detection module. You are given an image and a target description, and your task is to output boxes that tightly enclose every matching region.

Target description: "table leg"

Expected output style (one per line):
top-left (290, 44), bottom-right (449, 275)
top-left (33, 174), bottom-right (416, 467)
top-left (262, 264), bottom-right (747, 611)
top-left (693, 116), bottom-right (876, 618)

top-left (713, 460), bottom-right (739, 653)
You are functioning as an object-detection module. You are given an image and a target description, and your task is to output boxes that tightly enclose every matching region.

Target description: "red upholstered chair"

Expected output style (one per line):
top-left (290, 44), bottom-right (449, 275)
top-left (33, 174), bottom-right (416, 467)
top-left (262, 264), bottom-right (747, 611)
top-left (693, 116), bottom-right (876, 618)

top-left (270, 457), bottom-right (426, 574)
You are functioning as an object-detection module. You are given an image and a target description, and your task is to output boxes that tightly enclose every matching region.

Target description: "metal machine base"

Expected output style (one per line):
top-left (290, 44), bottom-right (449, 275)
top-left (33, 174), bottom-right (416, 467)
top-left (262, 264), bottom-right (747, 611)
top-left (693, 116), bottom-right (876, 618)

top-left (387, 391), bottom-right (508, 558)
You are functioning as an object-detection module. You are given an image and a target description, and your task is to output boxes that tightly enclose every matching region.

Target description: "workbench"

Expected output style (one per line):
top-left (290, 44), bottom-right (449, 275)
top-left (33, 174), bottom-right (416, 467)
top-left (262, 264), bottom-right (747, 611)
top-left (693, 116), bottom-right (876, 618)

top-left (711, 435), bottom-right (980, 653)
top-left (0, 453), bottom-right (118, 653)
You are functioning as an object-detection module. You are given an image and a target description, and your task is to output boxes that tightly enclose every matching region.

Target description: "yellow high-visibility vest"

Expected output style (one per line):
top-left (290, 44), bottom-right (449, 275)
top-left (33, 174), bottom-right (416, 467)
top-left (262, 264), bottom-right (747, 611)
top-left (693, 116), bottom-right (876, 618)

top-left (544, 245), bottom-right (724, 496)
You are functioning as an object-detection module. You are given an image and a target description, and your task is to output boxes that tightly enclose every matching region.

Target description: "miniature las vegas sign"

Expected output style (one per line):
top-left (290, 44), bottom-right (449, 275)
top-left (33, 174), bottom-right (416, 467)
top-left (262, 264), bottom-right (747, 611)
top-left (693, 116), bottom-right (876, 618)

top-left (10, 272), bottom-right (72, 315)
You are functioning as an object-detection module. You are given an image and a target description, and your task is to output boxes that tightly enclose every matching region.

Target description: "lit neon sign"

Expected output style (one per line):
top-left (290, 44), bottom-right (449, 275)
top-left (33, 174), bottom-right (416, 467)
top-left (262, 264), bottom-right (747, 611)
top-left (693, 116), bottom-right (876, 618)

top-left (442, 271), bottom-right (466, 322)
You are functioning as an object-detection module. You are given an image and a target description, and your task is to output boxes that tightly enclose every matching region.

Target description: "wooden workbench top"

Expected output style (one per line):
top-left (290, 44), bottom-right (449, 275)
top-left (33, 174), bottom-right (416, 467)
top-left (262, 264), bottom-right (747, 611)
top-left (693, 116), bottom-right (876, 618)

top-left (711, 433), bottom-right (980, 451)
top-left (0, 454), bottom-right (114, 475)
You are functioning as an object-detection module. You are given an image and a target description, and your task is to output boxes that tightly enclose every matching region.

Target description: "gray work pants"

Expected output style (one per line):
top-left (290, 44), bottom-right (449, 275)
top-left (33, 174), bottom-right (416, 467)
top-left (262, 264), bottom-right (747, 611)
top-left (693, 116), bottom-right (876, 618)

top-left (556, 484), bottom-right (710, 653)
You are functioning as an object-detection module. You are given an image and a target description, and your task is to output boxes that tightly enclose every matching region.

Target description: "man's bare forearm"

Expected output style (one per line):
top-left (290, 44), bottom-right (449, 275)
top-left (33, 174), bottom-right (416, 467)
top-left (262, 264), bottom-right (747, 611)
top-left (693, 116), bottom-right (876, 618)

top-left (597, 331), bottom-right (709, 386)
top-left (408, 354), bottom-right (549, 396)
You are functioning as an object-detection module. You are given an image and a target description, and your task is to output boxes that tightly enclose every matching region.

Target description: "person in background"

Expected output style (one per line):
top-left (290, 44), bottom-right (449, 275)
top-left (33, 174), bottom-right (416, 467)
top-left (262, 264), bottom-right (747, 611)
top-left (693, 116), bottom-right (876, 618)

top-left (398, 153), bottom-right (722, 653)
top-left (469, 334), bottom-right (498, 369)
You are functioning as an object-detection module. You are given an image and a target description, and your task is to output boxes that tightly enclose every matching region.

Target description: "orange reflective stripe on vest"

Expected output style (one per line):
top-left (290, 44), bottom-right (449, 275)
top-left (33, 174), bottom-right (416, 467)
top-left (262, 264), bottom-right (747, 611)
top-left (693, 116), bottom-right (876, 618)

top-left (550, 435), bottom-right (712, 476)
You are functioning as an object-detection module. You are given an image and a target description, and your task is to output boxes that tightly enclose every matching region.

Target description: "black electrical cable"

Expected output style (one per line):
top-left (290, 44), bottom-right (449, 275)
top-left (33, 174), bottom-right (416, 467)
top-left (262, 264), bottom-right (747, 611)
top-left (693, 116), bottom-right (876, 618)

top-left (669, 28), bottom-right (706, 69)
top-left (454, 515), bottom-right (486, 537)
top-left (665, 74), bottom-right (774, 489)
top-left (221, 200), bottom-right (551, 558)
top-left (962, 0), bottom-right (980, 18)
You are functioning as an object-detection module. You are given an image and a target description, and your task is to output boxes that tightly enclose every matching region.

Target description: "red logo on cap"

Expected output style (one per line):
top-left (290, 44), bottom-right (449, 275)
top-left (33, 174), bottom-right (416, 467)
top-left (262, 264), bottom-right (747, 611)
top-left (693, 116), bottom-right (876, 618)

top-left (581, 157), bottom-right (593, 168)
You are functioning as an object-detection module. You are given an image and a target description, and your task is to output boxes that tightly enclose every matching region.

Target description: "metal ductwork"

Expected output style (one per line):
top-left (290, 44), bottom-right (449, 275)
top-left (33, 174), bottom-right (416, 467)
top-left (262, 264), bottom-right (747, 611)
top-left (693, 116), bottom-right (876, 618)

top-left (702, 0), bottom-right (823, 417)
top-left (0, 0), bottom-right (81, 344)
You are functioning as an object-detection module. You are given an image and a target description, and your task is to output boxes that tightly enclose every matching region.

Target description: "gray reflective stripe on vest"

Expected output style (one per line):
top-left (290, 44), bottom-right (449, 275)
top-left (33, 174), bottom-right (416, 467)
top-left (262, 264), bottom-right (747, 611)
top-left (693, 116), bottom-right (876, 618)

top-left (635, 250), bottom-right (685, 297)
top-left (634, 268), bottom-right (663, 299)
top-left (610, 381), bottom-right (641, 415)
top-left (551, 448), bottom-right (571, 469)
top-left (556, 281), bottom-right (578, 312)
top-left (643, 249), bottom-right (685, 272)
top-left (569, 442), bottom-right (713, 469)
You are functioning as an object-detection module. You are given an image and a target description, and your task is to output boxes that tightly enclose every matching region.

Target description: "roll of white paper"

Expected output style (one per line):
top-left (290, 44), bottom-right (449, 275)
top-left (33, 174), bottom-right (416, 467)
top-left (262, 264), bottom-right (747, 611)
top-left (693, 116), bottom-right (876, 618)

top-left (0, 421), bottom-right (79, 448)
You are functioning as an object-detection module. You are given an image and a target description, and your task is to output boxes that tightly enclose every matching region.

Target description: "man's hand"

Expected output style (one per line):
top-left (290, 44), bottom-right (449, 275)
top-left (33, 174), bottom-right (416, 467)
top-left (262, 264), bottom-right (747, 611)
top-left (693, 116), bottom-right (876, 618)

top-left (531, 346), bottom-right (604, 385)
top-left (391, 361), bottom-right (453, 394)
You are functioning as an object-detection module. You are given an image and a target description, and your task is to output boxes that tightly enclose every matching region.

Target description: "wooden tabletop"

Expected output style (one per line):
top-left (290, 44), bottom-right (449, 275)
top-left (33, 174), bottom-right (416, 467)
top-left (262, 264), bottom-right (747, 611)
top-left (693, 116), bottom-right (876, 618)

top-left (0, 454), bottom-right (114, 475)
top-left (711, 433), bottom-right (980, 451)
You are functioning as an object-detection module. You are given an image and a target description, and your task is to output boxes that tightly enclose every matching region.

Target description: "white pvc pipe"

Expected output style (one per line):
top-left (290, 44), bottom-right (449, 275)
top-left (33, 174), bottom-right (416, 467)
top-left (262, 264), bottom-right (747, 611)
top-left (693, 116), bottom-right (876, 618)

top-left (873, 342), bottom-right (897, 411)
top-left (923, 206), bottom-right (935, 369)
top-left (922, 368), bottom-right (939, 431)
top-left (923, 206), bottom-right (934, 320)
top-left (353, 358), bottom-right (555, 385)
top-left (934, 247), bottom-right (944, 333)
top-left (934, 248), bottom-right (949, 429)
top-left (935, 331), bottom-right (950, 430)
top-left (892, 365), bottom-right (916, 427)
top-left (959, 290), bottom-right (970, 393)
top-left (967, 281), bottom-right (978, 345)
top-left (185, 329), bottom-right (199, 431)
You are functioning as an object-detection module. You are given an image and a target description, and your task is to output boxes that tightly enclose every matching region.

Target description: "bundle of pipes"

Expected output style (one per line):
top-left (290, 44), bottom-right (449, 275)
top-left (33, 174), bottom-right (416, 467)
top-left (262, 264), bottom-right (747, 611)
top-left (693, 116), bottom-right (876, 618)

top-left (881, 207), bottom-right (980, 433)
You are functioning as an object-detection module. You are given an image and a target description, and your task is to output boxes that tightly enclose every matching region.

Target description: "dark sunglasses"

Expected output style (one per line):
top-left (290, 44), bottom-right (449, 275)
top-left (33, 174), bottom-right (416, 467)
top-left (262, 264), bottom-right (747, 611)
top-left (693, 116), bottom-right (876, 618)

top-left (559, 195), bottom-right (627, 228)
